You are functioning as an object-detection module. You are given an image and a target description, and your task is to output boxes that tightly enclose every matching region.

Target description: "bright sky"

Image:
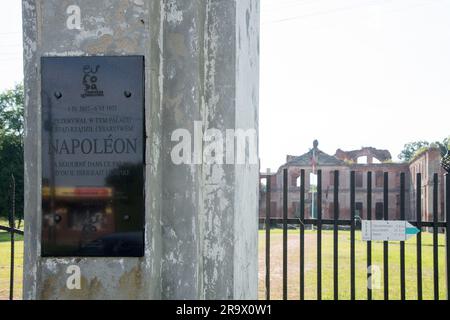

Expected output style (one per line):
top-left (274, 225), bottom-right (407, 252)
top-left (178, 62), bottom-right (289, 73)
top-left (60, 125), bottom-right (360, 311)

top-left (1, 0), bottom-right (449, 171)
top-left (261, 0), bottom-right (450, 171)
top-left (0, 1), bottom-right (22, 92)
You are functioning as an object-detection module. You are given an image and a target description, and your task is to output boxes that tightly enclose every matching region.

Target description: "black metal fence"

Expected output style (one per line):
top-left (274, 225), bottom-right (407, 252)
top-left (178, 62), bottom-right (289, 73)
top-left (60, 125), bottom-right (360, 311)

top-left (0, 175), bottom-right (23, 301)
top-left (260, 169), bottom-right (450, 300)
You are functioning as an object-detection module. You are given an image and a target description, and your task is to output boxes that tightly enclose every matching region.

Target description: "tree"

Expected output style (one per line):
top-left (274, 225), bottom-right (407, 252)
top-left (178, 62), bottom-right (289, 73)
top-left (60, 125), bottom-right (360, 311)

top-left (435, 137), bottom-right (450, 156)
top-left (399, 137), bottom-right (450, 162)
top-left (398, 141), bottom-right (430, 162)
top-left (0, 84), bottom-right (24, 223)
top-left (0, 83), bottom-right (24, 137)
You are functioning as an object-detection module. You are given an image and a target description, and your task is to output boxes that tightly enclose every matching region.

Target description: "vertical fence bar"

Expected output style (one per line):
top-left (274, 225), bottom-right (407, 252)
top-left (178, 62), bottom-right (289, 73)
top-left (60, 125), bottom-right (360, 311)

top-left (350, 171), bottom-right (356, 300)
top-left (283, 168), bottom-right (288, 300)
top-left (367, 172), bottom-right (373, 300)
top-left (400, 172), bottom-right (406, 300)
top-left (383, 172), bottom-right (389, 300)
top-left (433, 173), bottom-right (439, 300)
top-left (265, 173), bottom-right (271, 300)
top-left (300, 170), bottom-right (305, 300)
top-left (446, 174), bottom-right (450, 301)
top-left (317, 170), bottom-right (322, 300)
top-left (9, 174), bottom-right (15, 301)
top-left (416, 173), bottom-right (423, 300)
top-left (333, 170), bottom-right (339, 300)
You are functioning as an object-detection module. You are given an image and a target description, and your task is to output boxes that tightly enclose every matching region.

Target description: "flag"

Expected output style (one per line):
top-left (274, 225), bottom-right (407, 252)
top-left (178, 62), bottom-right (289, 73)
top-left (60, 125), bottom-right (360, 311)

top-left (311, 149), bottom-right (318, 174)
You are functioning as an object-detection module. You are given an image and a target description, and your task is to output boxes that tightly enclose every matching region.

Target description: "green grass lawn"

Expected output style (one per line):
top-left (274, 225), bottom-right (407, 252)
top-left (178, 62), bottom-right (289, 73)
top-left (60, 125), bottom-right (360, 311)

top-left (0, 213), bottom-right (24, 300)
top-left (0, 228), bottom-right (446, 300)
top-left (0, 231), bottom-right (23, 300)
top-left (258, 229), bottom-right (448, 300)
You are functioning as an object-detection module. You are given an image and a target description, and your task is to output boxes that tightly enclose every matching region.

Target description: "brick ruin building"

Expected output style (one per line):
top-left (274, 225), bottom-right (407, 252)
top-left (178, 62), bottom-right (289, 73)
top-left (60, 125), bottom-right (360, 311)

top-left (260, 141), bottom-right (446, 223)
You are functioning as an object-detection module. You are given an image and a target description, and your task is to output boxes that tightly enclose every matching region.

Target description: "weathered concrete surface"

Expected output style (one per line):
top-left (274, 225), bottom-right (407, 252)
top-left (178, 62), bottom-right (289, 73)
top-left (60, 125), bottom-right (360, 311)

top-left (23, 0), bottom-right (162, 300)
top-left (23, 0), bottom-right (259, 300)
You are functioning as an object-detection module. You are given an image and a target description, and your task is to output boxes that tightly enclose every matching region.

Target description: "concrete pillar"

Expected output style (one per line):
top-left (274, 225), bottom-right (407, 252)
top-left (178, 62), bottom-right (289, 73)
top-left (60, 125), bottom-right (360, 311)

top-left (22, 0), bottom-right (259, 300)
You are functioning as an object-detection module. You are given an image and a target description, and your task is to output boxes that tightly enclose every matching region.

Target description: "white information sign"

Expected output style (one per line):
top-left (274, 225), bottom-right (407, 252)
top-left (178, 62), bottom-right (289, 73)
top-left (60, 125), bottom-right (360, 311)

top-left (362, 220), bottom-right (420, 241)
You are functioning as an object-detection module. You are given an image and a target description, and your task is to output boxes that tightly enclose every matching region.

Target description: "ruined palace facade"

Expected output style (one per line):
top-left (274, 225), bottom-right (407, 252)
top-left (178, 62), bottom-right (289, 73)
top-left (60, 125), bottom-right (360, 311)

top-left (260, 142), bottom-right (446, 223)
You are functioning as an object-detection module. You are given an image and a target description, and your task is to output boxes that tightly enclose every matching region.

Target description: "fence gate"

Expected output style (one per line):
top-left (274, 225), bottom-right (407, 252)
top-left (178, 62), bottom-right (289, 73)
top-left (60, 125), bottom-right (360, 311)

top-left (260, 170), bottom-right (450, 300)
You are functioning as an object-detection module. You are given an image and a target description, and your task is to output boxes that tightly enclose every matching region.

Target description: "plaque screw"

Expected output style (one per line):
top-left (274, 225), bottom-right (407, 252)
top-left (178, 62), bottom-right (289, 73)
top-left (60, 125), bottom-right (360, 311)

top-left (124, 91), bottom-right (132, 98)
top-left (54, 214), bottom-right (62, 223)
top-left (54, 92), bottom-right (62, 100)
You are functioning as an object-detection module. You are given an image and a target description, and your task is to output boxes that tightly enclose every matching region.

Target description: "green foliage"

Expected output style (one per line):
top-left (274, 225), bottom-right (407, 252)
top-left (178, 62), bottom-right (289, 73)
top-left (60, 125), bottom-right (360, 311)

top-left (398, 141), bottom-right (430, 162)
top-left (410, 146), bottom-right (431, 162)
top-left (439, 136), bottom-right (450, 155)
top-left (0, 84), bottom-right (24, 220)
top-left (399, 137), bottom-right (450, 162)
top-left (0, 84), bottom-right (24, 137)
top-left (343, 159), bottom-right (355, 165)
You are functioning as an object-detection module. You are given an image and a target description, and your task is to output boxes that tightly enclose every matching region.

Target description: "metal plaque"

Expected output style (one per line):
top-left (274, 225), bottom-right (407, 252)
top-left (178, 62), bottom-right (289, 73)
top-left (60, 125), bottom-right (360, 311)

top-left (41, 56), bottom-right (145, 257)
